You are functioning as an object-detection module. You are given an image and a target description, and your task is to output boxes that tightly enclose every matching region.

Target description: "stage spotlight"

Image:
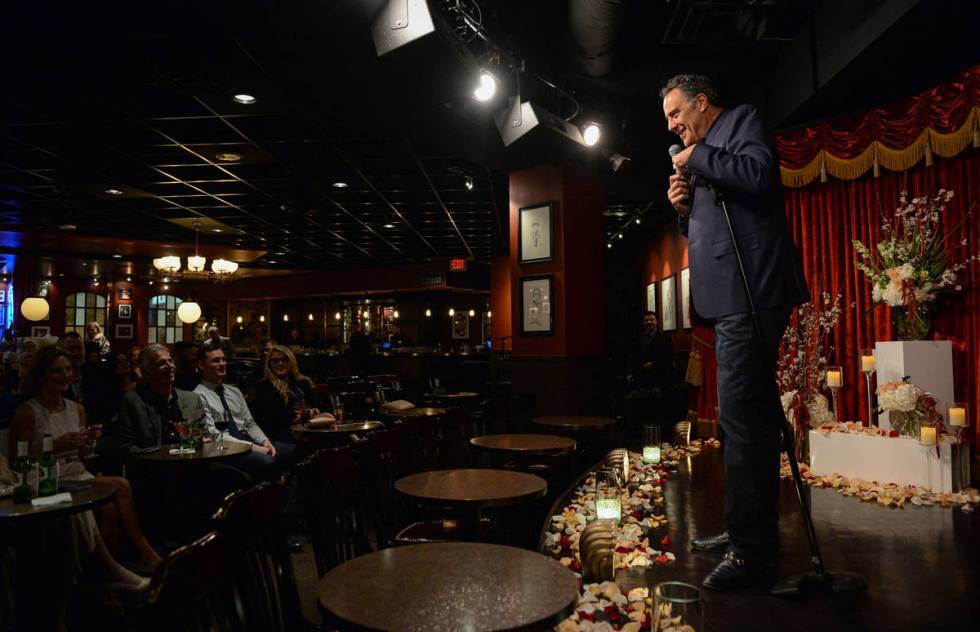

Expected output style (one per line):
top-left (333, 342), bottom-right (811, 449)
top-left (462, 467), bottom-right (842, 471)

top-left (473, 71), bottom-right (497, 101)
top-left (494, 96), bottom-right (586, 148)
top-left (582, 123), bottom-right (601, 147)
top-left (464, 176), bottom-right (474, 190)
top-left (608, 151), bottom-right (632, 174)
top-left (371, 0), bottom-right (436, 56)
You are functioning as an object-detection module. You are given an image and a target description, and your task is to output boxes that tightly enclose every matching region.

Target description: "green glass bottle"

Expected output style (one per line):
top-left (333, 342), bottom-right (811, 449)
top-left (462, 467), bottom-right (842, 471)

top-left (38, 434), bottom-right (58, 497)
top-left (12, 440), bottom-right (34, 503)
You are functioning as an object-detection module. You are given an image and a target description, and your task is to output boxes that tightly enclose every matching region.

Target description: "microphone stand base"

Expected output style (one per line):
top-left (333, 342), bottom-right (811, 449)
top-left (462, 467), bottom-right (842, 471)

top-left (770, 570), bottom-right (868, 596)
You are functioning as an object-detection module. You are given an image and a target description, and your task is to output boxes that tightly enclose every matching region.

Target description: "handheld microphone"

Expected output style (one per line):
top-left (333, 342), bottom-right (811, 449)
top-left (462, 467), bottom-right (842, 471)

top-left (668, 144), bottom-right (684, 174)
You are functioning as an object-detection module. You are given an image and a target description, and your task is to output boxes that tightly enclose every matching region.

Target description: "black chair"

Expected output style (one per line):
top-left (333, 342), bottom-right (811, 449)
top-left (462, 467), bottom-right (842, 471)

top-left (295, 447), bottom-right (369, 576)
top-left (359, 428), bottom-right (411, 547)
top-left (211, 482), bottom-right (309, 632)
top-left (132, 531), bottom-right (243, 632)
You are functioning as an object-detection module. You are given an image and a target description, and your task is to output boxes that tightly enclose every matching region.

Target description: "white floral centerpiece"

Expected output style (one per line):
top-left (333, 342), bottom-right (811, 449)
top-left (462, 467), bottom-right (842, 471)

top-left (853, 189), bottom-right (978, 340)
top-left (876, 377), bottom-right (943, 438)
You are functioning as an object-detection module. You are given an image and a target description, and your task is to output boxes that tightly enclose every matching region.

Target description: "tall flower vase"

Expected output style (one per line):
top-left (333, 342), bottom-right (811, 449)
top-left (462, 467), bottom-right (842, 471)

top-left (892, 306), bottom-right (931, 341)
top-left (888, 410), bottom-right (921, 438)
top-left (795, 425), bottom-right (810, 464)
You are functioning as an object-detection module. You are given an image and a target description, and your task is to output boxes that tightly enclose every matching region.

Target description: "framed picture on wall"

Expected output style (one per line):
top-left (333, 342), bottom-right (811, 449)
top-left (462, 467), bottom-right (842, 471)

top-left (30, 326), bottom-right (50, 338)
top-left (646, 282), bottom-right (657, 313)
top-left (117, 288), bottom-right (133, 301)
top-left (451, 313), bottom-right (470, 340)
top-left (679, 268), bottom-right (691, 329)
top-left (118, 303), bottom-right (132, 319)
top-left (660, 274), bottom-right (677, 332)
top-left (520, 274), bottom-right (554, 335)
top-left (518, 203), bottom-right (554, 264)
top-left (115, 324), bottom-right (134, 339)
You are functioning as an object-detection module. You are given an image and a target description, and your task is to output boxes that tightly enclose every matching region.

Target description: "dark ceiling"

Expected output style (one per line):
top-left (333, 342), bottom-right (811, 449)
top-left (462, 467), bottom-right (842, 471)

top-left (1, 0), bottom-right (977, 273)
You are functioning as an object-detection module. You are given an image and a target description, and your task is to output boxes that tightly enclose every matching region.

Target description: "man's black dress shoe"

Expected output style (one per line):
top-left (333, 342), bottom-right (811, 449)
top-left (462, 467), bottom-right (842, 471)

top-left (702, 552), bottom-right (767, 591)
top-left (691, 531), bottom-right (730, 554)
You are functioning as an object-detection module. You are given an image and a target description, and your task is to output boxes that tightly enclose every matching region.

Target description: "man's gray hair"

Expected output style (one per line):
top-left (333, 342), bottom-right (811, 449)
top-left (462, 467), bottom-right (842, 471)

top-left (207, 325), bottom-right (219, 335)
top-left (660, 74), bottom-right (719, 105)
top-left (139, 343), bottom-right (170, 373)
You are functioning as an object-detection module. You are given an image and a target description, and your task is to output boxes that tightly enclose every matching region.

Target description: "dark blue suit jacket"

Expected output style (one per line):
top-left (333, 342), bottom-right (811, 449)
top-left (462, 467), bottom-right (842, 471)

top-left (679, 104), bottom-right (809, 322)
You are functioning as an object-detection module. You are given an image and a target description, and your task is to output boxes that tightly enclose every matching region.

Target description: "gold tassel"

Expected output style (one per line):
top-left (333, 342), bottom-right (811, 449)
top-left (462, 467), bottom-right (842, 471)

top-left (873, 143), bottom-right (880, 178)
top-left (819, 151), bottom-right (827, 183)
top-left (924, 130), bottom-right (934, 166)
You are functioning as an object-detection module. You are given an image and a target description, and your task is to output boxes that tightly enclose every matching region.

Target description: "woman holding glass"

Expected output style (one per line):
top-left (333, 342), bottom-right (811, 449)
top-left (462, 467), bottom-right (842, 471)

top-left (252, 345), bottom-right (319, 443)
top-left (8, 344), bottom-right (162, 577)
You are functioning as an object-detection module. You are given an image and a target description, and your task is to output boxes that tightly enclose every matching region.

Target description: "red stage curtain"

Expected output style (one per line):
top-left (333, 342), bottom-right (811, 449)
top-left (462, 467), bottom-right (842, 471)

top-left (695, 151), bottom-right (980, 447)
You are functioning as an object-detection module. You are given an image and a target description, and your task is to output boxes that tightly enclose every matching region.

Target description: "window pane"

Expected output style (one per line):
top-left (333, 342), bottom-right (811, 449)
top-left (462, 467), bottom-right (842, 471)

top-left (148, 328), bottom-right (157, 343)
top-left (167, 296), bottom-right (175, 310)
top-left (174, 328), bottom-right (183, 343)
top-left (66, 294), bottom-right (76, 309)
top-left (165, 312), bottom-right (175, 327)
top-left (96, 296), bottom-right (105, 309)
top-left (76, 308), bottom-right (86, 326)
top-left (166, 328), bottom-right (175, 344)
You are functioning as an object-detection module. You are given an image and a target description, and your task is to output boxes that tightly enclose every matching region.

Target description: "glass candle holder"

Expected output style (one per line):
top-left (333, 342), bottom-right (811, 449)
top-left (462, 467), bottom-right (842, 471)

top-left (643, 425), bottom-right (662, 464)
top-left (653, 581), bottom-right (703, 631)
top-left (594, 468), bottom-right (621, 522)
top-left (825, 366), bottom-right (843, 421)
top-left (860, 349), bottom-right (876, 426)
top-left (947, 402), bottom-right (969, 435)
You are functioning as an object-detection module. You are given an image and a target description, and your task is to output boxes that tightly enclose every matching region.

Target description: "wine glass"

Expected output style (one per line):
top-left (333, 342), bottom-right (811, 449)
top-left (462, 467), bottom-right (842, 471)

top-left (213, 416), bottom-right (230, 451)
top-left (174, 422), bottom-right (190, 450)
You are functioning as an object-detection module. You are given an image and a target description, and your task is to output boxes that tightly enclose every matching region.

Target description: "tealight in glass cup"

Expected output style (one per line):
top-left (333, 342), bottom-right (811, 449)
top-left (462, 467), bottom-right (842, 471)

top-left (643, 425), bottom-right (662, 464)
top-left (594, 468), bottom-right (621, 522)
top-left (653, 581), bottom-right (703, 631)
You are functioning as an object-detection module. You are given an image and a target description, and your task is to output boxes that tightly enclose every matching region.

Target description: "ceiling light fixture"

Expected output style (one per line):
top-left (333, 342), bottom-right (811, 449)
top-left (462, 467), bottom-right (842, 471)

top-left (392, 310), bottom-right (399, 319)
top-left (383, 223), bottom-right (395, 229)
top-left (582, 123), bottom-right (601, 147)
top-left (425, 308), bottom-right (432, 318)
top-left (212, 228), bottom-right (223, 233)
top-left (211, 259), bottom-right (239, 276)
top-left (162, 284), bottom-right (170, 291)
top-left (215, 152), bottom-right (242, 162)
top-left (473, 70), bottom-right (497, 102)
top-left (487, 310), bottom-right (492, 318)
top-left (105, 188), bottom-right (124, 196)
top-left (332, 181), bottom-right (349, 189)
top-left (283, 313), bottom-right (289, 322)
top-left (20, 297), bottom-right (49, 322)
top-left (334, 311), bottom-right (341, 320)
top-left (464, 176), bottom-right (474, 190)
top-left (362, 310), bottom-right (370, 319)
top-left (468, 309), bottom-right (475, 317)
top-left (59, 224), bottom-right (77, 231)
top-left (448, 307), bottom-right (455, 317)
top-left (259, 315), bottom-right (265, 323)
top-left (112, 253), bottom-right (122, 259)
top-left (308, 313), bottom-right (314, 321)
top-left (177, 301), bottom-right (202, 324)
top-left (635, 218), bottom-right (641, 225)
top-left (236, 315), bottom-right (243, 324)
top-left (233, 93), bottom-right (256, 105)
top-left (125, 276), bottom-right (131, 282)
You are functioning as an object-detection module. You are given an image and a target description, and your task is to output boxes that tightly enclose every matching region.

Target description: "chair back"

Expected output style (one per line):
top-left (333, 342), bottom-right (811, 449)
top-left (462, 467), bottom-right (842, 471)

top-left (137, 531), bottom-right (243, 631)
top-left (361, 428), bottom-right (410, 546)
top-left (295, 447), bottom-right (366, 576)
top-left (437, 409), bottom-right (472, 468)
top-left (400, 415), bottom-right (440, 472)
top-left (211, 483), bottom-right (304, 632)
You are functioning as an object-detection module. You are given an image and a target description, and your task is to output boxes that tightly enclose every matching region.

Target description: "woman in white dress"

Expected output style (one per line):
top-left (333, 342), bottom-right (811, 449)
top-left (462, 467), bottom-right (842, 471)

top-left (85, 322), bottom-right (111, 360)
top-left (8, 344), bottom-right (158, 585)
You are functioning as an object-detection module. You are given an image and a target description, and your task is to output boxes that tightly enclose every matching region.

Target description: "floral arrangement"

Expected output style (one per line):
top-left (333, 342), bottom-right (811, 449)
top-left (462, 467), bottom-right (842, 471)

top-left (876, 377), bottom-right (944, 437)
top-left (852, 189), bottom-right (978, 339)
top-left (777, 290), bottom-right (842, 439)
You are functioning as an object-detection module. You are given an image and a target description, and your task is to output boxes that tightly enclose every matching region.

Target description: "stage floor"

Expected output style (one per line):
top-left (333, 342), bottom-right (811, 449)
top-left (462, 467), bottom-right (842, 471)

top-left (616, 448), bottom-right (980, 631)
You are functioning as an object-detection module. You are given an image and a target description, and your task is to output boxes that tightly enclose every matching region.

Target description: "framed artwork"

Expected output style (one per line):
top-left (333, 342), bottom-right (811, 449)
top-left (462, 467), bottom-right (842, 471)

top-left (451, 313), bottom-right (470, 340)
top-left (520, 274), bottom-right (554, 335)
top-left (646, 282), bottom-right (657, 313)
top-left (518, 203), bottom-right (554, 264)
top-left (660, 274), bottom-right (677, 332)
top-left (30, 326), bottom-right (50, 338)
top-left (679, 268), bottom-right (691, 329)
top-left (117, 288), bottom-right (133, 300)
top-left (118, 303), bottom-right (132, 319)
top-left (115, 324), bottom-right (134, 339)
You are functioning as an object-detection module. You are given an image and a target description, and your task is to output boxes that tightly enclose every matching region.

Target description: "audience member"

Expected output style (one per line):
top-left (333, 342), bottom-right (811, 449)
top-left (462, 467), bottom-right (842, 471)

top-left (251, 345), bottom-right (318, 443)
top-left (245, 337), bottom-right (276, 401)
top-left (348, 324), bottom-right (373, 375)
top-left (202, 325), bottom-right (234, 359)
top-left (172, 340), bottom-right (202, 391)
top-left (8, 345), bottom-right (161, 574)
top-left (85, 321), bottom-right (111, 360)
top-left (127, 345), bottom-right (142, 381)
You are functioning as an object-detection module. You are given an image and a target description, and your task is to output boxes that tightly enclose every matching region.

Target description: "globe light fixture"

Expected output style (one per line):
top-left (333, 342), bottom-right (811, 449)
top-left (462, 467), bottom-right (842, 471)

top-left (177, 301), bottom-right (202, 324)
top-left (21, 297), bottom-right (49, 321)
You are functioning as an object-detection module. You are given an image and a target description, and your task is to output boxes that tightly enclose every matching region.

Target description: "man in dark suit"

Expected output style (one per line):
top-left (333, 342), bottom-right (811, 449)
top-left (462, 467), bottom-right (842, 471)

top-left (663, 74), bottom-right (809, 590)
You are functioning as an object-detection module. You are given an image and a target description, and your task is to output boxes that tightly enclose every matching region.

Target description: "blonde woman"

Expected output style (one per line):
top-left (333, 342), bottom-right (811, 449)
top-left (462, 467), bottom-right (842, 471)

top-left (251, 345), bottom-right (318, 442)
top-left (85, 321), bottom-right (111, 360)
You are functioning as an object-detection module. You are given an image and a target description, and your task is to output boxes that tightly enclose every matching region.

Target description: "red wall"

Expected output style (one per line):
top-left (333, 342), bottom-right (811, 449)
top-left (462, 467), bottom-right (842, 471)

top-left (489, 254), bottom-right (512, 347)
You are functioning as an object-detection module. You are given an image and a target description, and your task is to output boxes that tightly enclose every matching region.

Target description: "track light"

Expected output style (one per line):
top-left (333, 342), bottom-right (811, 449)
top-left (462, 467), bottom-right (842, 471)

top-left (393, 310), bottom-right (400, 319)
top-left (473, 71), bottom-right (497, 102)
top-left (468, 309), bottom-right (475, 317)
top-left (308, 313), bottom-right (314, 321)
top-left (582, 123), bottom-right (601, 147)
top-left (334, 312), bottom-right (341, 320)
top-left (448, 308), bottom-right (455, 317)
top-left (464, 176), bottom-right (474, 190)
top-left (425, 308), bottom-right (432, 317)
top-left (635, 218), bottom-right (641, 225)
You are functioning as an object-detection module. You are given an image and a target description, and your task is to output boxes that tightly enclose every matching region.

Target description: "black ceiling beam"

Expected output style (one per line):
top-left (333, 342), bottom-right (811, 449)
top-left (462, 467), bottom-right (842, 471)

top-left (405, 138), bottom-right (474, 260)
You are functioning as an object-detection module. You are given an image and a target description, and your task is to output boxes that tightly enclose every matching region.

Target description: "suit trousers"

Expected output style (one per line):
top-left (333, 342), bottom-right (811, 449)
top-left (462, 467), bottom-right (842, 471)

top-left (714, 307), bottom-right (790, 560)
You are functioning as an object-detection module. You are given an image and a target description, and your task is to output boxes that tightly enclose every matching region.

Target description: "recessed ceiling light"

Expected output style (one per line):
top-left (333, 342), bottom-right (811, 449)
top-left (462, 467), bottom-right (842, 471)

top-left (233, 93), bottom-right (256, 105)
top-left (212, 228), bottom-right (223, 233)
top-left (125, 276), bottom-right (131, 282)
top-left (383, 223), bottom-right (395, 229)
top-left (332, 181), bottom-right (349, 188)
top-left (105, 188), bottom-right (124, 196)
top-left (215, 152), bottom-right (242, 162)
top-left (266, 259), bottom-right (277, 264)
top-left (59, 223), bottom-right (77, 231)
top-left (112, 253), bottom-right (122, 259)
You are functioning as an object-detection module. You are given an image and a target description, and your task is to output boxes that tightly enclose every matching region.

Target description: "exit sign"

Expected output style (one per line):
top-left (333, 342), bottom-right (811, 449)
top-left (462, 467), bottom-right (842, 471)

top-left (450, 258), bottom-right (467, 271)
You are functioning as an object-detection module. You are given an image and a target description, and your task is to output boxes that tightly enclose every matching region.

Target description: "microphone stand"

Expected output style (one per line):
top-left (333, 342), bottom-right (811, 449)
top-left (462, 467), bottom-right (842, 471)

top-left (706, 183), bottom-right (867, 596)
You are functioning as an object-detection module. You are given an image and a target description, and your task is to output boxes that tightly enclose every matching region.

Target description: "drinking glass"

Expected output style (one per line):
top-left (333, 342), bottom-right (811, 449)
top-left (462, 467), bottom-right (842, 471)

top-left (643, 425), bottom-right (661, 464)
top-left (594, 468), bottom-right (621, 522)
top-left (86, 424), bottom-right (103, 451)
top-left (653, 581), bottom-right (703, 631)
top-left (213, 416), bottom-right (229, 451)
top-left (174, 422), bottom-right (191, 450)
top-left (330, 394), bottom-right (345, 422)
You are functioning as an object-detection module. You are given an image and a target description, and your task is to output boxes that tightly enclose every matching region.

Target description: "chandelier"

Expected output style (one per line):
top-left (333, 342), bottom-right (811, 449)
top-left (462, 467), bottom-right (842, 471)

top-left (152, 221), bottom-right (239, 281)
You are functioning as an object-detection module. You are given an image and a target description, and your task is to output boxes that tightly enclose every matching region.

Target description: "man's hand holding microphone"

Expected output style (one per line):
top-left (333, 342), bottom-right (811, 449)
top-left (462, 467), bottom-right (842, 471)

top-left (667, 143), bottom-right (695, 217)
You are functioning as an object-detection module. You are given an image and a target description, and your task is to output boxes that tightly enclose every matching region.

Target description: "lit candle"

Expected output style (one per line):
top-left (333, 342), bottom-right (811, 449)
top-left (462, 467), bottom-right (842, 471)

top-left (595, 498), bottom-right (621, 521)
top-left (919, 426), bottom-right (937, 446)
top-left (622, 452), bottom-right (629, 485)
top-left (949, 408), bottom-right (966, 427)
top-left (861, 355), bottom-right (875, 372)
top-left (826, 370), bottom-right (842, 388)
top-left (643, 445), bottom-right (661, 464)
